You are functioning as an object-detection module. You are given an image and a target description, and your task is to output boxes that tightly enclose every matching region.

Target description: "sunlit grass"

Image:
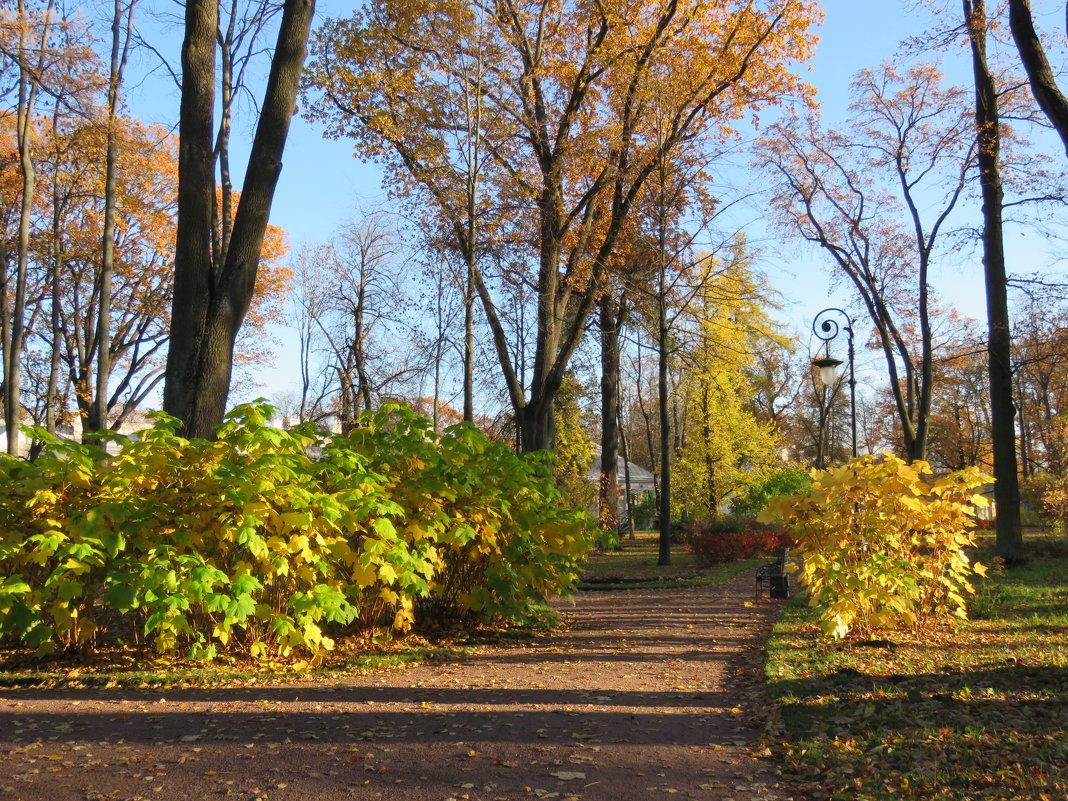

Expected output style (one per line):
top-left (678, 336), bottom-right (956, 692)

top-left (580, 530), bottom-right (759, 589)
top-left (765, 538), bottom-right (1068, 801)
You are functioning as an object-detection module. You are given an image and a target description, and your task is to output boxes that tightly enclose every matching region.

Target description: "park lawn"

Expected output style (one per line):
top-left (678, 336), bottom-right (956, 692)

top-left (580, 530), bottom-right (759, 589)
top-left (764, 538), bottom-right (1068, 801)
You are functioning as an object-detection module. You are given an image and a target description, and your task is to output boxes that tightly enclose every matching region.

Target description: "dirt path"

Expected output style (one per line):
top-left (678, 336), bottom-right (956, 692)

top-left (0, 570), bottom-right (792, 801)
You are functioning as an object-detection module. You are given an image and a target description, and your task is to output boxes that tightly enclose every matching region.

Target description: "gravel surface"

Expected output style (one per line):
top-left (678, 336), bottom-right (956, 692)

top-left (0, 569), bottom-right (794, 801)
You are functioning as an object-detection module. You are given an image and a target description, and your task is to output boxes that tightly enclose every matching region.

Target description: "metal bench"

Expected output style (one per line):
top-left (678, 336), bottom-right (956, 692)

top-left (755, 548), bottom-right (791, 599)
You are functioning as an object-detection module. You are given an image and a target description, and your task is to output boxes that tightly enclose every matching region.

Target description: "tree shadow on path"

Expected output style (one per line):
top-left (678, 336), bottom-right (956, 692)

top-left (0, 570), bottom-right (792, 801)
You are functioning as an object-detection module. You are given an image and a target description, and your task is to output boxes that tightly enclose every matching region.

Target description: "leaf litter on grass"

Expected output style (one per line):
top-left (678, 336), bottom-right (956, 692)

top-left (766, 549), bottom-right (1068, 801)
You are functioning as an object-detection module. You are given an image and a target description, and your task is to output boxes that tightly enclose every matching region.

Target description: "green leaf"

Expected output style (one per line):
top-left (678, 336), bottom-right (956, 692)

top-left (103, 583), bottom-right (138, 611)
top-left (226, 594), bottom-right (256, 621)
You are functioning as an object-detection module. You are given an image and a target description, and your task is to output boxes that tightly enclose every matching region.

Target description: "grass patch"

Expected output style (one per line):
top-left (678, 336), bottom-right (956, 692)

top-left (0, 637), bottom-right (477, 690)
top-left (765, 543), bottom-right (1068, 801)
top-left (580, 530), bottom-right (762, 589)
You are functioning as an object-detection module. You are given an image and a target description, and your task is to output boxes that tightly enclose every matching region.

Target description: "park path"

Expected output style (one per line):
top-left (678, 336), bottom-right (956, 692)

top-left (0, 570), bottom-right (792, 801)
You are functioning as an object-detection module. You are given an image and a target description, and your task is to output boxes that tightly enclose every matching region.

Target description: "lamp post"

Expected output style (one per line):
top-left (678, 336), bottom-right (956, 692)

top-left (812, 307), bottom-right (857, 459)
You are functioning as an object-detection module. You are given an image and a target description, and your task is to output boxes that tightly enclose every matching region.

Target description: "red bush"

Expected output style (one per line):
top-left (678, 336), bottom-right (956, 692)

top-left (690, 521), bottom-right (792, 565)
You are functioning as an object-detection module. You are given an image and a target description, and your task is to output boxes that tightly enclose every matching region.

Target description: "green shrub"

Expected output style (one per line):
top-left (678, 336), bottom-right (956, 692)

top-left (631, 491), bottom-right (657, 529)
top-left (0, 403), bottom-right (592, 663)
top-left (729, 468), bottom-right (812, 518)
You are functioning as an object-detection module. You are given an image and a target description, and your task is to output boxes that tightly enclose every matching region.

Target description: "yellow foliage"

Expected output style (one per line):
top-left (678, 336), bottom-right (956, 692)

top-left (761, 454), bottom-right (991, 640)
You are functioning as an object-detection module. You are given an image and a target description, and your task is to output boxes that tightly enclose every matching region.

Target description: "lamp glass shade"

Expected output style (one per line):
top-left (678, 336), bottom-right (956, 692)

top-left (812, 356), bottom-right (843, 386)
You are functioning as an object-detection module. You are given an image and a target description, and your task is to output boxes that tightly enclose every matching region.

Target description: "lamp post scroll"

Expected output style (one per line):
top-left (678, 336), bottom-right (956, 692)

top-left (812, 307), bottom-right (857, 459)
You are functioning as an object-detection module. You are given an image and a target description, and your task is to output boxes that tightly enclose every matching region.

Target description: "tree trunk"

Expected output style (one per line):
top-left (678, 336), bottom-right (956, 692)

top-left (463, 258), bottom-right (475, 423)
top-left (46, 104), bottom-right (64, 437)
top-left (163, 0), bottom-right (315, 438)
top-left (635, 328), bottom-right (660, 501)
top-left (701, 385), bottom-right (717, 519)
top-left (0, 231), bottom-right (11, 449)
top-left (618, 406), bottom-right (635, 538)
top-left (353, 282), bottom-right (372, 413)
top-left (1017, 382), bottom-right (1031, 478)
top-left (92, 0), bottom-right (134, 436)
top-left (163, 0), bottom-right (218, 434)
top-left (657, 269), bottom-right (672, 566)
top-left (46, 238), bottom-right (62, 436)
top-left (517, 399), bottom-right (556, 454)
top-left (337, 364), bottom-right (354, 434)
top-left (7, 0), bottom-right (41, 456)
top-left (599, 291), bottom-right (622, 530)
top-left (432, 291), bottom-right (444, 431)
top-left (965, 0), bottom-right (1025, 563)
top-left (1008, 0), bottom-right (1068, 159)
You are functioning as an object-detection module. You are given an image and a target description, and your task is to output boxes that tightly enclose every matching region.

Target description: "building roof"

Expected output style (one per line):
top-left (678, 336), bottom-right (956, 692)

top-left (587, 451), bottom-right (656, 489)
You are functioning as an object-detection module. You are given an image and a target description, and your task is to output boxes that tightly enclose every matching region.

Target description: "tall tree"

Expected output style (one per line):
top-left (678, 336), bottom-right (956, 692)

top-left (305, 0), bottom-right (818, 452)
top-left (284, 217), bottom-right (420, 431)
top-left (598, 285), bottom-right (627, 531)
top-left (47, 119), bottom-right (178, 432)
top-left (162, 0), bottom-right (315, 438)
top-left (22, 118), bottom-right (289, 433)
top-left (761, 63), bottom-right (977, 462)
top-left (1013, 302), bottom-right (1068, 475)
top-left (3, 0), bottom-right (53, 455)
top-left (327, 216), bottom-right (417, 430)
top-left (90, 0), bottom-right (136, 435)
top-left (964, 0), bottom-right (1025, 563)
top-left (1, 6), bottom-right (124, 443)
top-left (672, 248), bottom-right (782, 520)
top-left (926, 344), bottom-right (991, 472)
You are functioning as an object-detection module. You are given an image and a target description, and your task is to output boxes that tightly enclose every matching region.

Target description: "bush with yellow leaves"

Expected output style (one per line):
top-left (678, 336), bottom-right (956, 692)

top-left (760, 454), bottom-right (990, 640)
top-left (0, 403), bottom-right (592, 663)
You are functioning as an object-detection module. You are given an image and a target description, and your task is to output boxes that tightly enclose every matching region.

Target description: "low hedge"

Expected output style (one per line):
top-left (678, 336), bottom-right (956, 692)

top-left (0, 403), bottom-right (592, 663)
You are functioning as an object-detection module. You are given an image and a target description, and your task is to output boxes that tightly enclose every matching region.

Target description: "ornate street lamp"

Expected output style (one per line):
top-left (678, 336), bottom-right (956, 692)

top-left (812, 307), bottom-right (857, 459)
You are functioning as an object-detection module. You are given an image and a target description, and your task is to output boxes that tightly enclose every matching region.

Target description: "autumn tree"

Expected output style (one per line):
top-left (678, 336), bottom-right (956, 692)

top-left (163, 0), bottom-right (315, 438)
top-left (748, 337), bottom-right (799, 432)
top-left (288, 240), bottom-right (334, 424)
top-left (2, 0), bottom-right (55, 455)
top-left (285, 215), bottom-right (422, 432)
top-left (553, 372), bottom-right (596, 511)
top-left (1013, 301), bottom-right (1068, 475)
top-left (620, 325), bottom-right (665, 498)
top-left (7, 116), bottom-right (291, 436)
top-left (417, 237), bottom-right (472, 432)
top-left (598, 277), bottom-right (629, 530)
top-left (927, 344), bottom-right (992, 472)
top-left (45, 119), bottom-right (178, 432)
top-left (305, 0), bottom-right (819, 453)
top-left (90, 0), bottom-right (136, 435)
top-left (326, 216), bottom-right (420, 431)
top-left (760, 62), bottom-right (977, 463)
top-left (0, 1), bottom-right (101, 452)
top-left (672, 250), bottom-right (783, 520)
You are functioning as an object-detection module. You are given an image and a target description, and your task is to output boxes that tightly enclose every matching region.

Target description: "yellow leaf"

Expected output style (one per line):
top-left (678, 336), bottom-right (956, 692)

top-left (350, 562), bottom-right (376, 587)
